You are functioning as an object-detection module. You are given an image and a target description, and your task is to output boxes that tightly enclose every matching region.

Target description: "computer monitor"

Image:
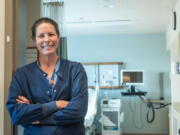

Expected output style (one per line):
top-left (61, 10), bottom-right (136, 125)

top-left (121, 69), bottom-right (144, 85)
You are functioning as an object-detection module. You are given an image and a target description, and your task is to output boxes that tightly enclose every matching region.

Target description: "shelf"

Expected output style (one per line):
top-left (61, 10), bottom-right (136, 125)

top-left (82, 62), bottom-right (123, 65)
top-left (88, 86), bottom-right (124, 89)
top-left (121, 92), bottom-right (147, 96)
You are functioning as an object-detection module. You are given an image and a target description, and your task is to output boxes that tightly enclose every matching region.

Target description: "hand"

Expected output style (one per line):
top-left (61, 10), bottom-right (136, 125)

top-left (32, 121), bottom-right (40, 125)
top-left (56, 100), bottom-right (69, 110)
top-left (16, 96), bottom-right (30, 104)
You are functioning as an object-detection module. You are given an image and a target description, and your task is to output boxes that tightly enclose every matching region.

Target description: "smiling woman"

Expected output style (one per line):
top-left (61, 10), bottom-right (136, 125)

top-left (6, 17), bottom-right (88, 135)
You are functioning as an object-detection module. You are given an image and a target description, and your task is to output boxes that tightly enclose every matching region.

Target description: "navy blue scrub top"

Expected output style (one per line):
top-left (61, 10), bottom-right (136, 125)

top-left (6, 59), bottom-right (88, 135)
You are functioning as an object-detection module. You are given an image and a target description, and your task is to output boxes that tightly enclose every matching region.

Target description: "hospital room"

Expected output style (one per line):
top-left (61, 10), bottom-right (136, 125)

top-left (1, 0), bottom-right (180, 135)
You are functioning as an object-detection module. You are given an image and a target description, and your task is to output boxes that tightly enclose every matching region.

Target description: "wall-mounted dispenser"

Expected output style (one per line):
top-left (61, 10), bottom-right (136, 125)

top-left (176, 62), bottom-right (180, 74)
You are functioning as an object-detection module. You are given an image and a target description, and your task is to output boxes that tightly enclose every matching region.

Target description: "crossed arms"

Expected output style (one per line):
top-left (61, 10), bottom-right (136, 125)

top-left (6, 64), bottom-right (88, 126)
top-left (16, 96), bottom-right (69, 124)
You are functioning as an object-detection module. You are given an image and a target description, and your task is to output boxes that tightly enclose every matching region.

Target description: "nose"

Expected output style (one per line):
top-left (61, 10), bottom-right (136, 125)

top-left (44, 34), bottom-right (50, 42)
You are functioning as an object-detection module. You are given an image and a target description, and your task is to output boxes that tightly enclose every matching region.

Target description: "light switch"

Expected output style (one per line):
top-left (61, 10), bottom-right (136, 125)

top-left (6, 35), bottom-right (10, 43)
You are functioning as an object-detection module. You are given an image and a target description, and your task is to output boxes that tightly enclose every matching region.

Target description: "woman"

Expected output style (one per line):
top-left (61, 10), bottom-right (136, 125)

top-left (6, 17), bottom-right (88, 135)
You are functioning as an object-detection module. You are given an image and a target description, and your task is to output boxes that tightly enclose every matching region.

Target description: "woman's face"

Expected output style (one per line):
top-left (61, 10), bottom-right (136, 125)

top-left (35, 23), bottom-right (59, 56)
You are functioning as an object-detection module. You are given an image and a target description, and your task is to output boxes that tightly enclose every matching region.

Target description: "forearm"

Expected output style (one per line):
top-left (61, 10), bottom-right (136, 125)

top-left (7, 99), bottom-right (58, 125)
top-left (6, 102), bottom-right (43, 125)
top-left (39, 110), bottom-right (84, 126)
top-left (39, 96), bottom-right (87, 125)
top-left (10, 95), bottom-right (68, 125)
top-left (42, 101), bottom-right (58, 117)
top-left (39, 100), bottom-right (69, 125)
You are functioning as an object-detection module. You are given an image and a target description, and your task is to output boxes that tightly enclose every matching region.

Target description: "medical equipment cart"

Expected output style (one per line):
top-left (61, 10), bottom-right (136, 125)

top-left (101, 98), bottom-right (123, 135)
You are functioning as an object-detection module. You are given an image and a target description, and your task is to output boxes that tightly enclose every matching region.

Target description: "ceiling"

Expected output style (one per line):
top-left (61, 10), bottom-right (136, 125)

top-left (64, 0), bottom-right (177, 35)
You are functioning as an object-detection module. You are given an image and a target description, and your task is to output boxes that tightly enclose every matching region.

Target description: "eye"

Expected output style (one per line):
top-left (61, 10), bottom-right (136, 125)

top-left (48, 33), bottom-right (56, 37)
top-left (37, 34), bottom-right (44, 38)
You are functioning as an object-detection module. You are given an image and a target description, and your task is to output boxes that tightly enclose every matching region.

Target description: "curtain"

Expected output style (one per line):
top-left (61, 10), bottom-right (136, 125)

top-left (58, 37), bottom-right (67, 59)
top-left (41, 0), bottom-right (67, 59)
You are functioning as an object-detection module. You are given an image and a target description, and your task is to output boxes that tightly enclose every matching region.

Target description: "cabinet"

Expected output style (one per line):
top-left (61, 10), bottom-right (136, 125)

top-left (169, 103), bottom-right (180, 135)
top-left (170, 35), bottom-right (180, 103)
top-left (167, 0), bottom-right (180, 49)
top-left (166, 12), bottom-right (178, 49)
top-left (167, 0), bottom-right (180, 104)
top-left (169, 24), bottom-right (180, 135)
top-left (168, 1), bottom-right (180, 135)
top-left (82, 62), bottom-right (124, 89)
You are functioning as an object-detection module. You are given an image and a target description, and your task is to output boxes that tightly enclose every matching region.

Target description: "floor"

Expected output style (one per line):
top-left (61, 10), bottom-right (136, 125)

top-left (95, 133), bottom-right (168, 135)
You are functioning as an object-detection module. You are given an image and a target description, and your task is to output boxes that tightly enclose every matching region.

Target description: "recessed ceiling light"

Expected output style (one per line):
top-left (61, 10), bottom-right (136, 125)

top-left (108, 5), bottom-right (115, 8)
top-left (98, 0), bottom-right (119, 8)
top-left (79, 17), bottom-right (84, 20)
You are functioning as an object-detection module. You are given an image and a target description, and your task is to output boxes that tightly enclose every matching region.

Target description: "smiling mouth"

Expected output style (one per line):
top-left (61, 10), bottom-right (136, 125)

top-left (42, 44), bottom-right (55, 49)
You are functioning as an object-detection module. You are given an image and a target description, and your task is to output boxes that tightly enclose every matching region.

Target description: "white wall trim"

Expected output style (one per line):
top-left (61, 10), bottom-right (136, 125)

top-left (0, 0), bottom-right (5, 134)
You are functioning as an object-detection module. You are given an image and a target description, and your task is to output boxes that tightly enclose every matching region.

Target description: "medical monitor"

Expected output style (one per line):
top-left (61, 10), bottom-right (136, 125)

top-left (121, 70), bottom-right (144, 85)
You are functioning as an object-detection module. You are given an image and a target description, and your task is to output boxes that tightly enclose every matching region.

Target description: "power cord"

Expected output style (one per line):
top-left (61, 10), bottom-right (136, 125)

top-left (146, 101), bottom-right (171, 123)
top-left (127, 87), bottom-right (171, 124)
top-left (155, 103), bottom-right (171, 109)
top-left (146, 102), bottom-right (155, 123)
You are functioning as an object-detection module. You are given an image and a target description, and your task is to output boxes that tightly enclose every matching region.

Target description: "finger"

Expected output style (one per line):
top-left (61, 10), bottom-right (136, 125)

top-left (16, 99), bottom-right (25, 104)
top-left (17, 101), bottom-right (24, 104)
top-left (18, 96), bottom-right (27, 101)
top-left (62, 100), bottom-right (69, 107)
top-left (56, 100), bottom-right (69, 109)
top-left (17, 96), bottom-right (25, 102)
top-left (18, 96), bottom-right (30, 104)
top-left (32, 121), bottom-right (40, 124)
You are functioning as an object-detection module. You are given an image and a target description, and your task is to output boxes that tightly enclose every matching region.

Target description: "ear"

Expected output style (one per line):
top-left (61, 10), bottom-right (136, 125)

top-left (33, 39), bottom-right (38, 48)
